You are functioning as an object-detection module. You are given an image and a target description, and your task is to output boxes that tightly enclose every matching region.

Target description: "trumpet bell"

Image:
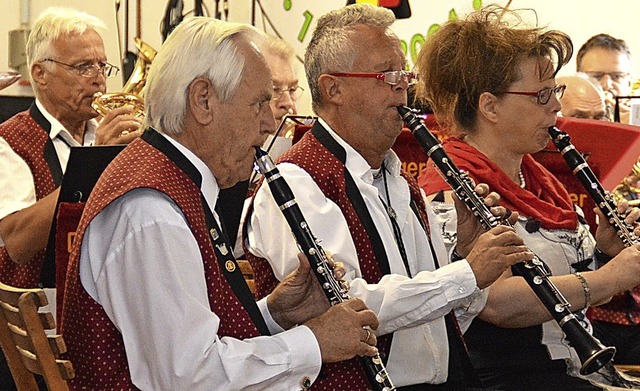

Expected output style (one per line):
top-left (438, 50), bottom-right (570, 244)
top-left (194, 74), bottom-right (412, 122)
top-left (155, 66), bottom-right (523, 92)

top-left (92, 91), bottom-right (145, 118)
top-left (92, 38), bottom-right (157, 119)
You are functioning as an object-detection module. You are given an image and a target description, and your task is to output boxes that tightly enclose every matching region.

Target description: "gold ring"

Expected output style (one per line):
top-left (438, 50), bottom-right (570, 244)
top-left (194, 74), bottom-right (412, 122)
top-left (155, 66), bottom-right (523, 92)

top-left (364, 329), bottom-right (372, 343)
top-left (120, 130), bottom-right (130, 136)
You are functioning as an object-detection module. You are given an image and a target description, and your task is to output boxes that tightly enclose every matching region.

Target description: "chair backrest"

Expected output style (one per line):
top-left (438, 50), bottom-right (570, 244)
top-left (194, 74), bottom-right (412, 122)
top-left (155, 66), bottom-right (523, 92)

top-left (0, 282), bottom-right (74, 391)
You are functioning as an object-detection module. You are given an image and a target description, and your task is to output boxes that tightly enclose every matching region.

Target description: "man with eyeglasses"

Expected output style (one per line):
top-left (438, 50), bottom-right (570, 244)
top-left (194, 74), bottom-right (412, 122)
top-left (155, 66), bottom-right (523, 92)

top-left (244, 4), bottom-right (531, 389)
top-left (261, 35), bottom-right (303, 124)
top-left (577, 34), bottom-right (634, 123)
top-left (0, 7), bottom-right (141, 303)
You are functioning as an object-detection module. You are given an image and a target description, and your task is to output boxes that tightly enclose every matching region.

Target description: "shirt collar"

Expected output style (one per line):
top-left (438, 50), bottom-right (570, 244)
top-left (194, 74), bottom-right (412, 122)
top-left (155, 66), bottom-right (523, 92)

top-left (318, 117), bottom-right (402, 184)
top-left (161, 133), bottom-right (220, 211)
top-left (35, 98), bottom-right (98, 146)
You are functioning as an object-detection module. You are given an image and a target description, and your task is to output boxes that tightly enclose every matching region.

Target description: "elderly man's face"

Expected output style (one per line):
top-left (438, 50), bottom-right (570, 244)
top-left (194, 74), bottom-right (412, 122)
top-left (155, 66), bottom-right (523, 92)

top-left (559, 78), bottom-right (609, 120)
top-left (335, 25), bottom-right (408, 155)
top-left (580, 47), bottom-right (633, 97)
top-left (206, 40), bottom-right (275, 188)
top-left (265, 51), bottom-right (299, 124)
top-left (35, 28), bottom-right (107, 123)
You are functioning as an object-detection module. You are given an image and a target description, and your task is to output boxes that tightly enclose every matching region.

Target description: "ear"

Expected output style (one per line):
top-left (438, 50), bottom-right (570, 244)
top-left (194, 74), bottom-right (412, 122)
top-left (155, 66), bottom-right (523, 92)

top-left (31, 63), bottom-right (46, 86)
top-left (187, 78), bottom-right (215, 125)
top-left (478, 91), bottom-right (500, 124)
top-left (317, 74), bottom-right (343, 106)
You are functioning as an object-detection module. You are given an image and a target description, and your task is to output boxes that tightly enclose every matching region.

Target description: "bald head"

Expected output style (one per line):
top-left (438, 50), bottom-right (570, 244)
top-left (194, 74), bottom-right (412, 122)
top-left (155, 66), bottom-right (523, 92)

top-left (558, 74), bottom-right (609, 120)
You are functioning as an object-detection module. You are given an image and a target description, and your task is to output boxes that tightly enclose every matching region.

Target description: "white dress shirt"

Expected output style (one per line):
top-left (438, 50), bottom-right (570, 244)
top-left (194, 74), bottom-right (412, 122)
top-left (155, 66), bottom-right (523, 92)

top-left (0, 99), bottom-right (97, 224)
top-left (246, 119), bottom-right (484, 386)
top-left (79, 134), bottom-right (321, 391)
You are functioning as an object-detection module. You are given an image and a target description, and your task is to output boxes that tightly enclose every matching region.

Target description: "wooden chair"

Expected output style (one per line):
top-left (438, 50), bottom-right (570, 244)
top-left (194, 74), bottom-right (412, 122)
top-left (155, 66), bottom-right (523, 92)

top-left (237, 260), bottom-right (256, 295)
top-left (0, 282), bottom-right (74, 390)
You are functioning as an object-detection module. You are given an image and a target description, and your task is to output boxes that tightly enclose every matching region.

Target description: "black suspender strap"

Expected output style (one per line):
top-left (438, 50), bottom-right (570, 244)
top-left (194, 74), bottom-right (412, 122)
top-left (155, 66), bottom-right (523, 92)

top-left (30, 104), bottom-right (63, 187)
top-left (143, 129), bottom-right (270, 335)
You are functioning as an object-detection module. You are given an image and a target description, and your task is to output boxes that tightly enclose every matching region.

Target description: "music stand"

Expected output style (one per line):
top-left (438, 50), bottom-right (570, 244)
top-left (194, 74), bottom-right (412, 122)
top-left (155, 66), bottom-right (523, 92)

top-left (42, 145), bottom-right (124, 313)
top-left (614, 95), bottom-right (640, 123)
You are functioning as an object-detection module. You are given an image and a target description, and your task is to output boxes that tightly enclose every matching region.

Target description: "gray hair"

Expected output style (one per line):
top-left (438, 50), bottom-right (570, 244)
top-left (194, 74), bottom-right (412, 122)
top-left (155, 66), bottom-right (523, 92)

top-left (144, 17), bottom-right (263, 136)
top-left (305, 4), bottom-right (395, 111)
top-left (261, 35), bottom-right (295, 61)
top-left (26, 7), bottom-right (106, 71)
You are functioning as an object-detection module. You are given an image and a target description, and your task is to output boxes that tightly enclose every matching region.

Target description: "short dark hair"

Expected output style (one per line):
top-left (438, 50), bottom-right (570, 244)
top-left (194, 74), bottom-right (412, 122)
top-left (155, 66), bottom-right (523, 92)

top-left (576, 34), bottom-right (631, 71)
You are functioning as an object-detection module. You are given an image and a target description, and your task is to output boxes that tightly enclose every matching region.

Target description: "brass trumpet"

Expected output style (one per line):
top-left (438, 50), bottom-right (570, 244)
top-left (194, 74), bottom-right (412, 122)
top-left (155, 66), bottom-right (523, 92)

top-left (611, 158), bottom-right (640, 206)
top-left (92, 38), bottom-right (156, 118)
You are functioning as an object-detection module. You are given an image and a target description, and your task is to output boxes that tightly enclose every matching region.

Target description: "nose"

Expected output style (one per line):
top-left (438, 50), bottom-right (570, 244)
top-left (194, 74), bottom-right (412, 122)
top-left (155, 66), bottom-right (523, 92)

top-left (549, 92), bottom-right (562, 113)
top-left (600, 75), bottom-right (615, 91)
top-left (262, 104), bottom-right (276, 135)
top-left (276, 92), bottom-right (296, 114)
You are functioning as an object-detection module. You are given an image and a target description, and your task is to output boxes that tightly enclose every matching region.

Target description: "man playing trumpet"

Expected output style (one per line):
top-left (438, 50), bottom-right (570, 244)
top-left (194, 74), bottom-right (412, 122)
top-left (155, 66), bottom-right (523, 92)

top-left (0, 7), bottom-right (142, 291)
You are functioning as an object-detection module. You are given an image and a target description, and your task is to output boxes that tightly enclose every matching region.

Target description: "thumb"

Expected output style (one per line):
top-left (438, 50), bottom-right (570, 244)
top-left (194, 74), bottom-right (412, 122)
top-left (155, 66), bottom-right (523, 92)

top-left (295, 252), bottom-right (311, 276)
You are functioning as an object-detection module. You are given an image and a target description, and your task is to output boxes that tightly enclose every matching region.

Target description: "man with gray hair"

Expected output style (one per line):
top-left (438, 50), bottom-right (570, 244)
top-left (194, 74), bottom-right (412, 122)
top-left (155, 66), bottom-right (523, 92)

top-left (0, 7), bottom-right (141, 291)
top-left (59, 17), bottom-right (379, 390)
top-left (245, 4), bottom-right (531, 389)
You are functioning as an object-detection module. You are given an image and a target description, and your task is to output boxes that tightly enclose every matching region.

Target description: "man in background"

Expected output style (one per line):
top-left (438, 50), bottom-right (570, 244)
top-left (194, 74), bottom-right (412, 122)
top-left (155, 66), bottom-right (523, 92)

top-left (577, 33), bottom-right (634, 123)
top-left (263, 35), bottom-right (302, 124)
top-left (557, 73), bottom-right (610, 120)
top-left (0, 7), bottom-right (141, 290)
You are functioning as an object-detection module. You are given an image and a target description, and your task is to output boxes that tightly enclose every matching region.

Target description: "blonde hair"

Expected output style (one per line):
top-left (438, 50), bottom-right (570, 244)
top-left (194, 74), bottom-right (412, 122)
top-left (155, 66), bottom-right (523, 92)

top-left (144, 17), bottom-right (264, 136)
top-left (261, 35), bottom-right (295, 61)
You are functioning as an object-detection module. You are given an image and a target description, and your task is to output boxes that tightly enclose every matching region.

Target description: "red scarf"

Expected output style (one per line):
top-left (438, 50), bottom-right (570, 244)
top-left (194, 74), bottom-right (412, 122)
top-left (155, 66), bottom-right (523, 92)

top-left (419, 138), bottom-right (578, 231)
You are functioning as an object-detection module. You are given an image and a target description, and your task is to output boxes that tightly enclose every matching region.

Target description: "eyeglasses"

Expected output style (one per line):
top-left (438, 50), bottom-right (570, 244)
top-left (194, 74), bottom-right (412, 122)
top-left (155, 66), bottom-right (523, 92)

top-left (327, 70), bottom-right (417, 86)
top-left (272, 85), bottom-right (304, 101)
top-left (584, 71), bottom-right (630, 83)
top-left (503, 84), bottom-right (566, 105)
top-left (41, 58), bottom-right (120, 78)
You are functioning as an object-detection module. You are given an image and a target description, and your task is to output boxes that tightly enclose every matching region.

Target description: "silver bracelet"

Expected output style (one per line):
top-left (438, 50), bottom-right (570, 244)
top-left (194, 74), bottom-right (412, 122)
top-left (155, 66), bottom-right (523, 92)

top-left (575, 272), bottom-right (591, 308)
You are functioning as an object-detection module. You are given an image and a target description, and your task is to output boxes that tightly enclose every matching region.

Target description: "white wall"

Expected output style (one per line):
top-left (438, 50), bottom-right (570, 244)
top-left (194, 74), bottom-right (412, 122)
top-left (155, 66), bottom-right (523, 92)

top-left (1, 0), bottom-right (639, 113)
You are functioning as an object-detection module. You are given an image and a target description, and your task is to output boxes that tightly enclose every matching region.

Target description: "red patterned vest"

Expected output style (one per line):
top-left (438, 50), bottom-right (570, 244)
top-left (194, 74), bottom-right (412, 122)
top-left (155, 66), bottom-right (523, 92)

top-left (246, 126), bottom-right (430, 390)
top-left (0, 109), bottom-right (57, 288)
top-left (589, 288), bottom-right (640, 326)
top-left (60, 136), bottom-right (262, 390)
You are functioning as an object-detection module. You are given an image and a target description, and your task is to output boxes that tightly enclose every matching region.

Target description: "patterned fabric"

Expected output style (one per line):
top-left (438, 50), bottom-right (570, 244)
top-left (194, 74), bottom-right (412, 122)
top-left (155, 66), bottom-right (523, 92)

top-left (589, 288), bottom-right (640, 326)
top-left (60, 136), bottom-right (262, 390)
top-left (0, 110), bottom-right (55, 288)
top-left (247, 129), bottom-right (430, 390)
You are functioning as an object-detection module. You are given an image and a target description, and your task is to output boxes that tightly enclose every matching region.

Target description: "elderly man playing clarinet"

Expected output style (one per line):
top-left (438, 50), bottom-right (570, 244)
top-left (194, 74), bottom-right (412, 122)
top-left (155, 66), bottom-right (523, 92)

top-left (60, 17), bottom-right (379, 390)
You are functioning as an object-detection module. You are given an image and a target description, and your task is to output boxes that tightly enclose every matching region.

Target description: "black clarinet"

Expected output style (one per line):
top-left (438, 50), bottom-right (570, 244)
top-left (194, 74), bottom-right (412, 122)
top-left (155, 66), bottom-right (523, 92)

top-left (254, 147), bottom-right (396, 391)
top-left (548, 125), bottom-right (640, 388)
top-left (397, 106), bottom-right (615, 375)
top-left (548, 126), bottom-right (639, 246)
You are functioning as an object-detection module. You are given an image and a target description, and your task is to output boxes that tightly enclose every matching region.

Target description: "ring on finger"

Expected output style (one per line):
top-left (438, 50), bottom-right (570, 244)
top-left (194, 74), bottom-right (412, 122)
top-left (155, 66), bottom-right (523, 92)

top-left (120, 130), bottom-right (130, 137)
top-left (364, 329), bottom-right (372, 343)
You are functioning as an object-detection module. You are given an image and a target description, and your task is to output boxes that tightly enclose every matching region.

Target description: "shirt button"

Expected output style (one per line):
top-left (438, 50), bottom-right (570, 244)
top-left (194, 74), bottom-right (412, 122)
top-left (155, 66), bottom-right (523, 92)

top-left (300, 376), bottom-right (312, 389)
